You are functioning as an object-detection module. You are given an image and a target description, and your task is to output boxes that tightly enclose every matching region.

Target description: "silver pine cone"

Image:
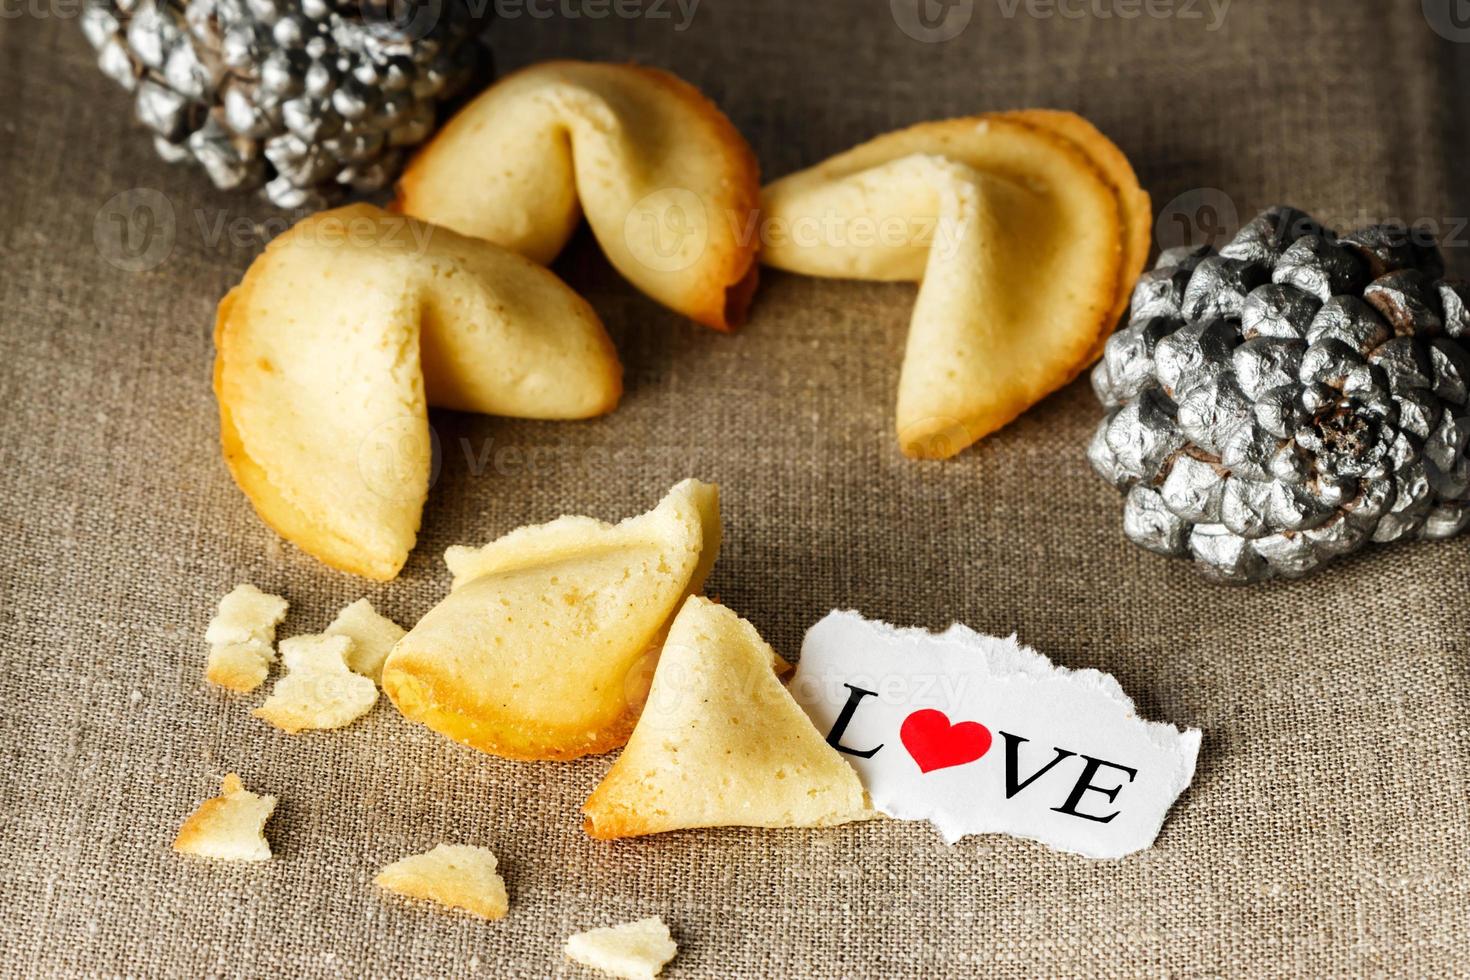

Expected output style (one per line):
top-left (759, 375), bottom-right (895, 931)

top-left (1090, 206), bottom-right (1470, 582)
top-left (81, 0), bottom-right (486, 208)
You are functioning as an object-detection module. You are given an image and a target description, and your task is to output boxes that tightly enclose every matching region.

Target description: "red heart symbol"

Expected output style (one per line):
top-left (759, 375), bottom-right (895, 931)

top-left (900, 709), bottom-right (993, 773)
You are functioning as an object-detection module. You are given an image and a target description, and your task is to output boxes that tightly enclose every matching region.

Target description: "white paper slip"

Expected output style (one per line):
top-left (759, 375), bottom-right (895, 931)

top-left (790, 611), bottom-right (1201, 859)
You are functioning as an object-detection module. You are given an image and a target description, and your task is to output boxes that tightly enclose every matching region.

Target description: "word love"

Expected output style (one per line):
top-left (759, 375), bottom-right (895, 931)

top-left (791, 612), bottom-right (1201, 859)
top-left (838, 700), bottom-right (1141, 825)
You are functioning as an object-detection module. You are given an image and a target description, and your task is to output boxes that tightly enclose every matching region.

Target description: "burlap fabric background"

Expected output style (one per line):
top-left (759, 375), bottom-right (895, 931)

top-left (4, 1), bottom-right (1470, 976)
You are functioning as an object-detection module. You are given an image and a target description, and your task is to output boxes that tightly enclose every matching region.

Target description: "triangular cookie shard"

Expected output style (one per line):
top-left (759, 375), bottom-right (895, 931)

top-left (565, 917), bottom-right (677, 980)
top-left (374, 844), bottom-right (508, 921)
top-left (582, 596), bottom-right (870, 839)
top-left (214, 204), bottom-right (622, 580)
top-left (760, 113), bottom-right (1143, 459)
top-left (381, 480), bottom-right (721, 761)
top-left (395, 60), bottom-right (761, 331)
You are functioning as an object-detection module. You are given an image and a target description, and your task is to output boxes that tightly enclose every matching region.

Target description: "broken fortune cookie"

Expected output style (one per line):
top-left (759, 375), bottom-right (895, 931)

top-left (253, 633), bottom-right (379, 733)
top-left (565, 917), bottom-right (678, 980)
top-left (204, 582), bottom-right (288, 693)
top-left (325, 597), bottom-right (406, 685)
top-left (382, 479), bottom-right (721, 761)
top-left (582, 595), bottom-right (871, 838)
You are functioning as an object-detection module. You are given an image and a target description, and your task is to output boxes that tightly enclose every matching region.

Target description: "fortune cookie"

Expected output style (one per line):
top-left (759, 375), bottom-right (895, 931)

top-left (382, 480), bottom-right (721, 761)
top-left (214, 204), bottom-right (621, 580)
top-left (582, 596), bottom-right (870, 838)
top-left (395, 60), bottom-right (761, 331)
top-left (760, 111), bottom-right (1149, 458)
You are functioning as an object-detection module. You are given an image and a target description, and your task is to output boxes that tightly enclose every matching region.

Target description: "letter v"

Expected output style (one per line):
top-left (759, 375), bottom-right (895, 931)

top-left (1001, 731), bottom-right (1076, 799)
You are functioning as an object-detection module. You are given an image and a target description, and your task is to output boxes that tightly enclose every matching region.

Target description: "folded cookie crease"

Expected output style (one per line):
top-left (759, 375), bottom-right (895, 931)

top-left (214, 204), bottom-right (622, 581)
top-left (582, 596), bottom-right (871, 838)
top-left (395, 60), bottom-right (761, 331)
top-left (381, 479), bottom-right (721, 761)
top-left (760, 112), bottom-right (1149, 458)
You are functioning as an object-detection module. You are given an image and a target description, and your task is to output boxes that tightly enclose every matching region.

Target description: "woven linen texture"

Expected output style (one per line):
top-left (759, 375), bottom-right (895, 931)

top-left (3, 2), bottom-right (1469, 975)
